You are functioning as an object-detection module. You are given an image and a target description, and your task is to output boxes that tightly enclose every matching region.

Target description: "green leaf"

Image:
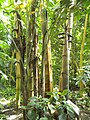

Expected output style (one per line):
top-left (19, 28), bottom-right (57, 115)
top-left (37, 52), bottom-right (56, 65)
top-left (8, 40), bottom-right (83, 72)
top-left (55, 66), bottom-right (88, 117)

top-left (49, 0), bottom-right (54, 5)
top-left (53, 0), bottom-right (56, 4)
top-left (66, 100), bottom-right (80, 116)
top-left (27, 101), bottom-right (36, 107)
top-left (48, 104), bottom-right (55, 114)
top-left (40, 117), bottom-right (48, 120)
top-left (58, 112), bottom-right (67, 120)
top-left (28, 110), bottom-right (38, 120)
top-left (21, 106), bottom-right (29, 110)
top-left (46, 91), bottom-right (53, 96)
top-left (61, 89), bottom-right (68, 96)
top-left (0, 70), bottom-right (8, 80)
top-left (0, 103), bottom-right (4, 109)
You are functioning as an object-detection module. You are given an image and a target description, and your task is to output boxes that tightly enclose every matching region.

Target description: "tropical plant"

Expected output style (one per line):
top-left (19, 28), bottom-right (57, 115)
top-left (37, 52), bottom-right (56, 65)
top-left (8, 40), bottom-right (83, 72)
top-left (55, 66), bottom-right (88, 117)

top-left (22, 87), bottom-right (78, 120)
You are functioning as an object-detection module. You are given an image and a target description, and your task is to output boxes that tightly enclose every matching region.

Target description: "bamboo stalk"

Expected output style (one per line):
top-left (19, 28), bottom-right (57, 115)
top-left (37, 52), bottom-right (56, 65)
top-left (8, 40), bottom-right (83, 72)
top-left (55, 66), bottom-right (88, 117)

top-left (15, 12), bottom-right (21, 109)
top-left (79, 14), bottom-right (88, 96)
top-left (40, 0), bottom-right (46, 97)
top-left (16, 52), bottom-right (21, 108)
top-left (60, 0), bottom-right (74, 100)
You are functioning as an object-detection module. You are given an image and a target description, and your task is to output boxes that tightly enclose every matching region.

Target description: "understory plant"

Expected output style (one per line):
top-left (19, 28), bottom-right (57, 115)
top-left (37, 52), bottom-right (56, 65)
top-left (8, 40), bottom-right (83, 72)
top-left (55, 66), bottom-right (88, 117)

top-left (22, 87), bottom-right (77, 120)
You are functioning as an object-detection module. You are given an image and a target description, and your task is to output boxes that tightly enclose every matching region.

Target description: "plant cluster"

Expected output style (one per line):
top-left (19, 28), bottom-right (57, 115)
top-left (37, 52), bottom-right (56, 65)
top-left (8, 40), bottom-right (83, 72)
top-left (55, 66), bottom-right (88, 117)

top-left (22, 88), bottom-right (77, 120)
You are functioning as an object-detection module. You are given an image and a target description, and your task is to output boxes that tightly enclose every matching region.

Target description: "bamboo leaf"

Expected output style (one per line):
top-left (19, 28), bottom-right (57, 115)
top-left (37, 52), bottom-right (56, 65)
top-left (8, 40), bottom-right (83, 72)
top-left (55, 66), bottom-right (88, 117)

top-left (0, 70), bottom-right (8, 80)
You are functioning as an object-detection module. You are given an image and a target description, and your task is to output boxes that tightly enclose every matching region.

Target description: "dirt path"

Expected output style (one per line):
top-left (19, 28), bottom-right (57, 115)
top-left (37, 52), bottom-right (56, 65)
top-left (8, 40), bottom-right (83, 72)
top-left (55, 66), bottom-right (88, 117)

top-left (0, 98), bottom-right (23, 120)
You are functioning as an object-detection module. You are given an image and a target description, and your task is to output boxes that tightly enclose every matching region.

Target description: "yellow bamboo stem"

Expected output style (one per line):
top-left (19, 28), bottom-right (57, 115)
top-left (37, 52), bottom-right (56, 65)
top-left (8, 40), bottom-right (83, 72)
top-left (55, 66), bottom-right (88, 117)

top-left (16, 52), bottom-right (21, 108)
top-left (79, 14), bottom-right (88, 95)
top-left (80, 14), bottom-right (88, 68)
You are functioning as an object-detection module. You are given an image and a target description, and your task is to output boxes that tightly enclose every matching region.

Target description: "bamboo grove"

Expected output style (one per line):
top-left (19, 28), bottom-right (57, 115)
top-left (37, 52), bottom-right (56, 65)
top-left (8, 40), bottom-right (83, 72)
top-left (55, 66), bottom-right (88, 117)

top-left (0, 0), bottom-right (90, 119)
top-left (13, 0), bottom-right (53, 118)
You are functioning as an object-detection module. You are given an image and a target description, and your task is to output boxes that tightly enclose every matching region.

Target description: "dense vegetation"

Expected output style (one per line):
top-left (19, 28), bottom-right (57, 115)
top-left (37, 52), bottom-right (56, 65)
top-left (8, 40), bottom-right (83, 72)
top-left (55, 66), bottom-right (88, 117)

top-left (0, 0), bottom-right (90, 120)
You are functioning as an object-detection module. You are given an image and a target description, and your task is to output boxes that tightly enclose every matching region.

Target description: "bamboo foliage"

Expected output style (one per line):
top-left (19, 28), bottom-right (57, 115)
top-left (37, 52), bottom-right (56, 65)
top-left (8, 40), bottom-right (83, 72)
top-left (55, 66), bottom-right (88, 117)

top-left (2, 0), bottom-right (88, 120)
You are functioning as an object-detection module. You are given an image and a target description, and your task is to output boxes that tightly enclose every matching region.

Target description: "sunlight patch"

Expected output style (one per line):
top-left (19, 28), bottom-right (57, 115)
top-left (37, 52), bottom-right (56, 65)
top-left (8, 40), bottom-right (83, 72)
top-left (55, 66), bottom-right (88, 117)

top-left (7, 114), bottom-right (23, 120)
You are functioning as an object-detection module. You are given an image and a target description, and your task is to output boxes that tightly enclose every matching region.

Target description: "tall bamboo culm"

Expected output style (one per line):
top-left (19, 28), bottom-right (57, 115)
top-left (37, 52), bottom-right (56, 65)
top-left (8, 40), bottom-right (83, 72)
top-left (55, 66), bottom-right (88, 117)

top-left (79, 14), bottom-right (88, 96)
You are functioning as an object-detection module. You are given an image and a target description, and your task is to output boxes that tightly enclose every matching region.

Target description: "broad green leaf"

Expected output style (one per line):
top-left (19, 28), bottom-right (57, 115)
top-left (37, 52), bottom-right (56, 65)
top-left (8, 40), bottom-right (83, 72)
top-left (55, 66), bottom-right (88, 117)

top-left (61, 89), bottom-right (68, 96)
top-left (28, 110), bottom-right (38, 120)
top-left (48, 104), bottom-right (55, 114)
